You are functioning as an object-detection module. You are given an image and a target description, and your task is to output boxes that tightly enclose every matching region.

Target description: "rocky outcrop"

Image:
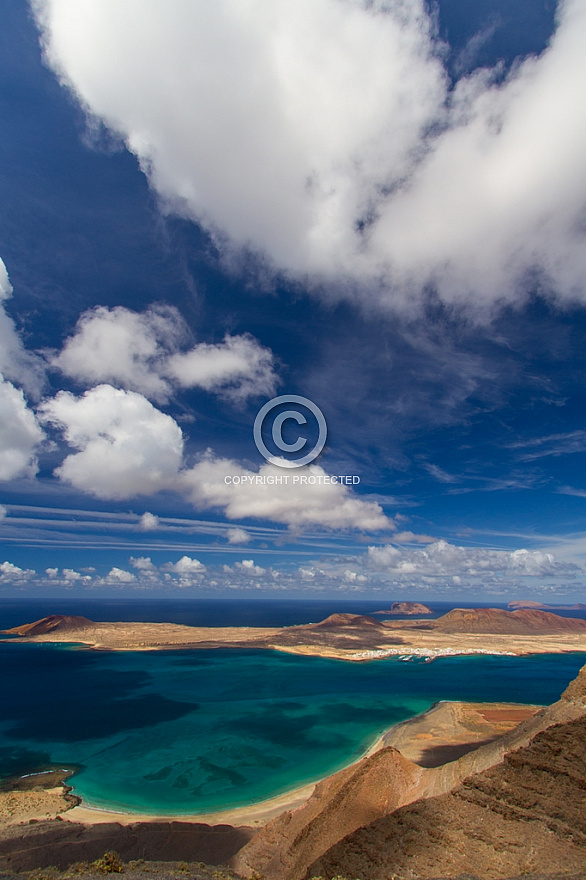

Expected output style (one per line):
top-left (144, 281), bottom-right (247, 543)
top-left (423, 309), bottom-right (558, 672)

top-left (308, 715), bottom-right (586, 879)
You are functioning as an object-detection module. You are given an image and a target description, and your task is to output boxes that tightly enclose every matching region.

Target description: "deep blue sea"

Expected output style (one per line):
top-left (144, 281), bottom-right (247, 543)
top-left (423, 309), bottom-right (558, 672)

top-left (1, 599), bottom-right (585, 815)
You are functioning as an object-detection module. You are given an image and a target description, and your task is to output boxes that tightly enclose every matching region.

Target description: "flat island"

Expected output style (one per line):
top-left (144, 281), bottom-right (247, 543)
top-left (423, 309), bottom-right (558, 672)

top-left (4, 607), bottom-right (586, 660)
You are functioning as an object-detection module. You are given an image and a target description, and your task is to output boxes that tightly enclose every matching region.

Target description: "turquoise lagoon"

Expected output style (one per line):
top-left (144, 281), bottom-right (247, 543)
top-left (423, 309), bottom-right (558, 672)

top-left (1, 639), bottom-right (585, 814)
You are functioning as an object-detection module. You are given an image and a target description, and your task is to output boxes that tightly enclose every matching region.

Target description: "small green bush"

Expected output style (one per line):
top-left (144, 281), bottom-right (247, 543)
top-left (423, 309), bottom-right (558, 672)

top-left (91, 851), bottom-right (124, 874)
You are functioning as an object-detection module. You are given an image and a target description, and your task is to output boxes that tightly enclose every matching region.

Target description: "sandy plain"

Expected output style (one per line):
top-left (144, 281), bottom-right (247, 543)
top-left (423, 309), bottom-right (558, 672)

top-left (6, 617), bottom-right (586, 659)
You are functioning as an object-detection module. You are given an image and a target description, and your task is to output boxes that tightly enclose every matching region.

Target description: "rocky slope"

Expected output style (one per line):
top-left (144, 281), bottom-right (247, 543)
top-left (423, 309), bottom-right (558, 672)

top-left (0, 820), bottom-right (254, 873)
top-left (234, 666), bottom-right (586, 880)
top-left (309, 714), bottom-right (586, 879)
top-left (231, 746), bottom-right (423, 880)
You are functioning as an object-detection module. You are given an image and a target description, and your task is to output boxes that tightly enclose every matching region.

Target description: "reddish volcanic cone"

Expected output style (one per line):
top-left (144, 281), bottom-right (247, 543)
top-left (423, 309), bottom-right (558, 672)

top-left (432, 607), bottom-right (586, 635)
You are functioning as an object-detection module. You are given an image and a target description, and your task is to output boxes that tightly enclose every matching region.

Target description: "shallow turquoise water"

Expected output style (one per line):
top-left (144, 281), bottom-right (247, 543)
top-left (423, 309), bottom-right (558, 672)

top-left (0, 642), bottom-right (584, 814)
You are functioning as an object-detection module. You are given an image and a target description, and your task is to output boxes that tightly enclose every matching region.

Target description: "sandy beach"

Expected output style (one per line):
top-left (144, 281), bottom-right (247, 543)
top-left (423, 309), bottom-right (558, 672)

top-left (64, 781), bottom-right (317, 828)
top-left (0, 700), bottom-right (541, 831)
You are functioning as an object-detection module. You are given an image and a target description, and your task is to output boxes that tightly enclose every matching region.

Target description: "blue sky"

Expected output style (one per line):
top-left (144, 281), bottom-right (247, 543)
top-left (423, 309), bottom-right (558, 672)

top-left (1, 0), bottom-right (586, 600)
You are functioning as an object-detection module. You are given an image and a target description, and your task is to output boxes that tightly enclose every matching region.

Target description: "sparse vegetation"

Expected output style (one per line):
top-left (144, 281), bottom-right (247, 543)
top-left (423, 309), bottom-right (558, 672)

top-left (90, 852), bottom-right (124, 874)
top-left (28, 869), bottom-right (59, 880)
top-left (63, 863), bottom-right (91, 876)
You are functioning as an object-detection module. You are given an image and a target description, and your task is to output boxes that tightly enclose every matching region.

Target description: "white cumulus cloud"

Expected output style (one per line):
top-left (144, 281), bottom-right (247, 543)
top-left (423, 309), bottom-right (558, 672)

top-left (139, 512), bottom-right (160, 531)
top-left (39, 384), bottom-right (184, 499)
top-left (166, 334), bottom-right (278, 403)
top-left (0, 376), bottom-right (44, 480)
top-left (53, 304), bottom-right (184, 403)
top-left (163, 555), bottom-right (206, 573)
top-left (226, 527), bottom-right (251, 545)
top-left (53, 305), bottom-right (278, 403)
top-left (181, 455), bottom-right (392, 531)
top-left (33, 0), bottom-right (586, 313)
top-left (366, 539), bottom-right (579, 578)
top-left (0, 258), bottom-right (45, 397)
top-left (236, 559), bottom-right (266, 576)
top-left (35, 385), bottom-right (391, 532)
top-left (0, 560), bottom-right (36, 582)
top-left (130, 556), bottom-right (157, 571)
top-left (106, 566), bottom-right (136, 583)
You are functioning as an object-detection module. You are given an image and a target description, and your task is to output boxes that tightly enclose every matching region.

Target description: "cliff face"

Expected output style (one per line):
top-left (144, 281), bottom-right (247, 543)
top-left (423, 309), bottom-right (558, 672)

top-left (560, 662), bottom-right (586, 703)
top-left (308, 715), bottom-right (586, 880)
top-left (236, 664), bottom-right (586, 880)
top-left (231, 746), bottom-right (422, 880)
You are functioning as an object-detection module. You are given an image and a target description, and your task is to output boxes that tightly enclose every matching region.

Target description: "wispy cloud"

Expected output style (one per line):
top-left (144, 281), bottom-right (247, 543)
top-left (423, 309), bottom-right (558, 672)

top-left (506, 430), bottom-right (586, 461)
top-left (452, 17), bottom-right (501, 76)
top-left (558, 485), bottom-right (586, 498)
top-left (422, 463), bottom-right (459, 483)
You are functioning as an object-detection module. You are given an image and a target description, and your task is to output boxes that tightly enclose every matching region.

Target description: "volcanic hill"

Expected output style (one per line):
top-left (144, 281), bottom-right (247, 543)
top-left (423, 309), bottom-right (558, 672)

top-left (4, 615), bottom-right (94, 636)
top-left (428, 606), bottom-right (586, 634)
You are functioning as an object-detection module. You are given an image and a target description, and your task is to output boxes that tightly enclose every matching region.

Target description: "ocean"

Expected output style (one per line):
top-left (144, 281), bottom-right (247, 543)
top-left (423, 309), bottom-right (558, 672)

top-left (1, 598), bottom-right (585, 815)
